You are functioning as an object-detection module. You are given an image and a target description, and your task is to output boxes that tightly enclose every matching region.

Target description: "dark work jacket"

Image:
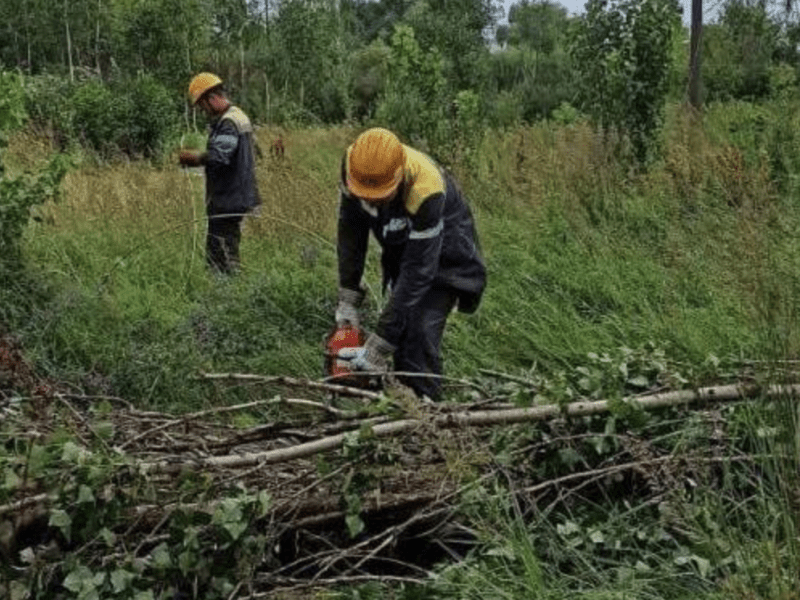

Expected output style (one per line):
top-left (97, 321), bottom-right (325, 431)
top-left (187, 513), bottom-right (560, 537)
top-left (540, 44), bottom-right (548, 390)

top-left (205, 105), bottom-right (261, 216)
top-left (337, 145), bottom-right (486, 348)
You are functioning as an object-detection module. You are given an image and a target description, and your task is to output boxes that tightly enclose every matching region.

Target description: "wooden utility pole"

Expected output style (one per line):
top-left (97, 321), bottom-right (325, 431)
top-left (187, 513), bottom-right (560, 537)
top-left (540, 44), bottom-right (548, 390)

top-left (688, 0), bottom-right (703, 110)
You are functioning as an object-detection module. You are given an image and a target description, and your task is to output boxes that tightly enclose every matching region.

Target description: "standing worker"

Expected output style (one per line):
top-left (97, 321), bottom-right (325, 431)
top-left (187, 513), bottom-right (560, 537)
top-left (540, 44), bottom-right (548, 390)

top-left (335, 128), bottom-right (486, 400)
top-left (179, 73), bottom-right (261, 274)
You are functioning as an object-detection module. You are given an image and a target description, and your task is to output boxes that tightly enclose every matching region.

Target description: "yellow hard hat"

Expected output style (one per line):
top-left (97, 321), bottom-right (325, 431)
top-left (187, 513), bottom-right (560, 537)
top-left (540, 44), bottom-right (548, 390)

top-left (346, 128), bottom-right (405, 201)
top-left (188, 72), bottom-right (222, 105)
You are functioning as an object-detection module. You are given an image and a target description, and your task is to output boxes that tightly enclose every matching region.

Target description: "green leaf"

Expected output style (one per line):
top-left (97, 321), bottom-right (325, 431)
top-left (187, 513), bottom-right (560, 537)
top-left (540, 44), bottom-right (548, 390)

top-left (589, 529), bottom-right (605, 544)
top-left (100, 527), bottom-right (116, 547)
top-left (49, 509), bottom-right (72, 542)
top-left (63, 565), bottom-right (105, 598)
top-left (110, 569), bottom-right (134, 593)
top-left (8, 581), bottom-right (29, 600)
top-left (557, 520), bottom-right (581, 537)
top-left (3, 467), bottom-right (22, 490)
top-left (26, 444), bottom-right (50, 477)
top-left (63, 568), bottom-right (87, 592)
top-left (213, 497), bottom-right (247, 540)
top-left (77, 484), bottom-right (95, 504)
top-left (223, 519), bottom-right (247, 540)
top-left (257, 490), bottom-right (271, 517)
top-left (558, 447), bottom-right (583, 469)
top-left (150, 542), bottom-right (172, 569)
top-left (95, 421), bottom-right (115, 440)
top-left (61, 441), bottom-right (91, 465)
top-left (346, 513), bottom-right (365, 538)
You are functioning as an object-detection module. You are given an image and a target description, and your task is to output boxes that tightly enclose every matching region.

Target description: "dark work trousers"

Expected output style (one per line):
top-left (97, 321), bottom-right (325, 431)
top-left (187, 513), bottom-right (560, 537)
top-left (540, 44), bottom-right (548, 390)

top-left (389, 285), bottom-right (458, 400)
top-left (206, 214), bottom-right (243, 274)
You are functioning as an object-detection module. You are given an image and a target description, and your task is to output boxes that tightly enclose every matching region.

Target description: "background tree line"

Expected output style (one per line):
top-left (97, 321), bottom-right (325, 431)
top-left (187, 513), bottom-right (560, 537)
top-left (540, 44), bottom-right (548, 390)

top-left (1, 0), bottom-right (799, 163)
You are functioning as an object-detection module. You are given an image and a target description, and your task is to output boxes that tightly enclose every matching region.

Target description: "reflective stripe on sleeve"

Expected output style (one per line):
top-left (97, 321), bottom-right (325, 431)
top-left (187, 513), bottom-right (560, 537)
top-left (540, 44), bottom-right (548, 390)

top-left (408, 219), bottom-right (443, 240)
top-left (212, 134), bottom-right (239, 154)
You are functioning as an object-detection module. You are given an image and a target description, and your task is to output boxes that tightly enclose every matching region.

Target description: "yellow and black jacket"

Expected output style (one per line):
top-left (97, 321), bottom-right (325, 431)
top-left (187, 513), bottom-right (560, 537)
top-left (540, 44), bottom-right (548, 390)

top-left (338, 145), bottom-right (486, 347)
top-left (205, 105), bottom-right (261, 216)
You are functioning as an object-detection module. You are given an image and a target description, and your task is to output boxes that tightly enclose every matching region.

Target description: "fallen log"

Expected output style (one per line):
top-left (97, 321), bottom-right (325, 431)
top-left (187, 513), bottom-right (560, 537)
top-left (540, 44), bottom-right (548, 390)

top-left (137, 382), bottom-right (800, 474)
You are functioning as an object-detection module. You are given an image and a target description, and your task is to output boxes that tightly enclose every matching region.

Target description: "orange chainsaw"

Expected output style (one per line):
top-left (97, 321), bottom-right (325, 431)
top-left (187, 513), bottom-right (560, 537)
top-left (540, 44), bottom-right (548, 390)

top-left (324, 324), bottom-right (370, 387)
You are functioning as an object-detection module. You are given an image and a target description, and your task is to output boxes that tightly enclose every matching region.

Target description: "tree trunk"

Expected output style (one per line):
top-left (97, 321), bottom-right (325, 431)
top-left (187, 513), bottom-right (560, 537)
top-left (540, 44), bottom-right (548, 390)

top-left (65, 0), bottom-right (74, 82)
top-left (688, 0), bottom-right (702, 110)
top-left (95, 0), bottom-right (101, 77)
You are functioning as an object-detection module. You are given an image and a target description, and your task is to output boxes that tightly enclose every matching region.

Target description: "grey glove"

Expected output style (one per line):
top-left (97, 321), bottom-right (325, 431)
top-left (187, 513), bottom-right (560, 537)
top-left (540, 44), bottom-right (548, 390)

top-left (335, 287), bottom-right (365, 327)
top-left (342, 333), bottom-right (395, 373)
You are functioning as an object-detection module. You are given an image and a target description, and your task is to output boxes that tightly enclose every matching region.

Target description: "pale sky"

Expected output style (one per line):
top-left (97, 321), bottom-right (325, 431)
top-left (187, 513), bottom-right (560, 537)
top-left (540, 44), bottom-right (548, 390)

top-left (497, 0), bottom-right (722, 25)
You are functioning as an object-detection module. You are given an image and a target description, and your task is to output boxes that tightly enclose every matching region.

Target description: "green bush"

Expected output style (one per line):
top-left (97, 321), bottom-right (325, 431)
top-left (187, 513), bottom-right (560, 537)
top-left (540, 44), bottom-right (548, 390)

top-left (487, 90), bottom-right (523, 129)
top-left (23, 73), bottom-right (181, 159)
top-left (70, 79), bottom-right (127, 154)
top-left (1, 71), bottom-right (69, 276)
top-left (570, 0), bottom-right (682, 166)
top-left (21, 73), bottom-right (76, 149)
top-left (118, 74), bottom-right (182, 158)
top-left (375, 24), bottom-right (449, 154)
top-left (0, 155), bottom-right (70, 275)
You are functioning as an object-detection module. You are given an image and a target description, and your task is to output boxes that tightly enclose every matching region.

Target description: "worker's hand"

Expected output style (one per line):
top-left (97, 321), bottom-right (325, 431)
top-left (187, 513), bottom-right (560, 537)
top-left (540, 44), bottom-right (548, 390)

top-left (339, 333), bottom-right (395, 373)
top-left (335, 287), bottom-right (365, 328)
top-left (179, 149), bottom-right (204, 167)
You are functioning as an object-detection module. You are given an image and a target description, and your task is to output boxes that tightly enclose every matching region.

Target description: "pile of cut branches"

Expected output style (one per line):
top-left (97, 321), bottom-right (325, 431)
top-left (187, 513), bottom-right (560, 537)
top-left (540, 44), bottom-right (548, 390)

top-left (1, 363), bottom-right (797, 599)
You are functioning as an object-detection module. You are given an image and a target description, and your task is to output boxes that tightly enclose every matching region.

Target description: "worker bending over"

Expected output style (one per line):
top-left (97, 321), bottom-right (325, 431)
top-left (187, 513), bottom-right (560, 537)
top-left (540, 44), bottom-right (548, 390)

top-left (335, 128), bottom-right (486, 399)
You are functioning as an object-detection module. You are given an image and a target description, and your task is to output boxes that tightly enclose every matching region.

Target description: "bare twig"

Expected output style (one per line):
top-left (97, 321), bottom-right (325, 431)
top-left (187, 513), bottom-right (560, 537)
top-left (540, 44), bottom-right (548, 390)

top-left (0, 493), bottom-right (50, 516)
top-left (56, 394), bottom-right (112, 453)
top-left (198, 372), bottom-right (383, 400)
top-left (119, 396), bottom-right (352, 450)
top-left (529, 454), bottom-right (761, 518)
top-left (245, 574), bottom-right (430, 598)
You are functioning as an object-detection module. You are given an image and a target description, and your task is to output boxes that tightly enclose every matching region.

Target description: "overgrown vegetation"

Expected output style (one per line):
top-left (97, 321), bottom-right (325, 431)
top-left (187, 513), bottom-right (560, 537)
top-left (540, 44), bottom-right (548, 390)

top-left (0, 71), bottom-right (69, 279)
top-left (2, 0), bottom-right (800, 598)
top-left (3, 0), bottom-right (798, 164)
top-left (1, 105), bottom-right (799, 597)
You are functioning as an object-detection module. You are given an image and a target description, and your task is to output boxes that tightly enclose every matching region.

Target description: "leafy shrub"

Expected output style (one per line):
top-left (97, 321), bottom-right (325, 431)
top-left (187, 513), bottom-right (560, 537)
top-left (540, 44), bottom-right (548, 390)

top-left (570, 0), bottom-right (682, 166)
top-left (1, 70), bottom-right (70, 276)
top-left (487, 90), bottom-right (523, 130)
top-left (118, 73), bottom-right (181, 158)
top-left (23, 73), bottom-right (181, 159)
top-left (0, 70), bottom-right (28, 176)
top-left (21, 73), bottom-right (76, 149)
top-left (705, 100), bottom-right (800, 197)
top-left (375, 24), bottom-right (449, 153)
top-left (0, 71), bottom-right (27, 134)
top-left (70, 79), bottom-right (128, 155)
top-left (551, 102), bottom-right (581, 126)
top-left (452, 89), bottom-right (484, 168)
top-left (0, 155), bottom-right (70, 275)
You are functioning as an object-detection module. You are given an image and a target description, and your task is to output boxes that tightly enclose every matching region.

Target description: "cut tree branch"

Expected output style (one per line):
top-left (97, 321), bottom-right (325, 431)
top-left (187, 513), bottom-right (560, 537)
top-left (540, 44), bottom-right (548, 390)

top-left (138, 383), bottom-right (798, 474)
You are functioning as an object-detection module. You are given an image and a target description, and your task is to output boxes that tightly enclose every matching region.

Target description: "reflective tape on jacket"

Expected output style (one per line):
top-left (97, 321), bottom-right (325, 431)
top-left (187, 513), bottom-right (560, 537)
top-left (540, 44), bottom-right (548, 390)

top-left (408, 219), bottom-right (444, 240)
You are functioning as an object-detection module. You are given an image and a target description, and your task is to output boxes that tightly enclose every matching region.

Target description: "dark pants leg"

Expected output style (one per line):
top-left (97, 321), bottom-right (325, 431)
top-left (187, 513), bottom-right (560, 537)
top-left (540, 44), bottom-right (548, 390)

top-left (206, 214), bottom-right (243, 274)
top-left (393, 286), bottom-right (458, 400)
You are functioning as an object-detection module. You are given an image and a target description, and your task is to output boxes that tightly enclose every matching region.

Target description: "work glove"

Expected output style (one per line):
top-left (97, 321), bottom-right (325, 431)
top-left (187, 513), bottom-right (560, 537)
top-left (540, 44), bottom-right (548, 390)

top-left (179, 149), bottom-right (205, 167)
top-left (339, 333), bottom-right (395, 373)
top-left (335, 287), bottom-right (365, 328)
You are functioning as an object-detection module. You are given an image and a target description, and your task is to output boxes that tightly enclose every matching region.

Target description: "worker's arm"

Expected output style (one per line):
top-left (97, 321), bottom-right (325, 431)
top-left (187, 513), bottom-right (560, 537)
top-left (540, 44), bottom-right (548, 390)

top-left (205, 119), bottom-right (239, 171)
top-left (337, 186), bottom-right (370, 294)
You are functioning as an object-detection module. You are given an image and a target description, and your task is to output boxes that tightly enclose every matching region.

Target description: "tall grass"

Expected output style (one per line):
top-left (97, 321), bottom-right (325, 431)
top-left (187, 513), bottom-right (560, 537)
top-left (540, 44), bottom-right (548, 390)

top-left (8, 105), bottom-right (800, 403)
top-left (5, 102), bottom-right (800, 597)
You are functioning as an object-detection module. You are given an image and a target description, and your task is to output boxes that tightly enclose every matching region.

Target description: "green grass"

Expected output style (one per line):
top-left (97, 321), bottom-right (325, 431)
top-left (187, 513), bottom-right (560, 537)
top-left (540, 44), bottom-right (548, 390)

top-left (9, 111), bottom-right (799, 406)
top-left (4, 102), bottom-right (800, 599)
